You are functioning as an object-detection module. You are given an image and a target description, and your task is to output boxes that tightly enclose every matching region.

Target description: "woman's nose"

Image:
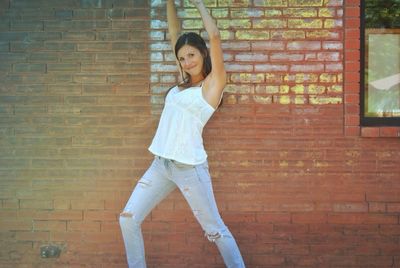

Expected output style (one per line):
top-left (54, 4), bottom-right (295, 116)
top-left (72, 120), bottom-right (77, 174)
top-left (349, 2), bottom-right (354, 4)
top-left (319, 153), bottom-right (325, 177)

top-left (183, 59), bottom-right (191, 67)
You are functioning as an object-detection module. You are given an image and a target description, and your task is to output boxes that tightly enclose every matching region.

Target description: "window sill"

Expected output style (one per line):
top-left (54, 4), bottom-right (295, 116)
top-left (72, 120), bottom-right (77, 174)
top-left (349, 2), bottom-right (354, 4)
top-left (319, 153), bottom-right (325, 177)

top-left (361, 127), bottom-right (400, 137)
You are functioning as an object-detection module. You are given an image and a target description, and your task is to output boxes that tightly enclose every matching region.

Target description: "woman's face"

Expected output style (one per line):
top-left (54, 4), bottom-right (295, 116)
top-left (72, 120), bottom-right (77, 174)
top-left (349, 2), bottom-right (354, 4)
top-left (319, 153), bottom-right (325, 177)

top-left (177, 44), bottom-right (204, 80)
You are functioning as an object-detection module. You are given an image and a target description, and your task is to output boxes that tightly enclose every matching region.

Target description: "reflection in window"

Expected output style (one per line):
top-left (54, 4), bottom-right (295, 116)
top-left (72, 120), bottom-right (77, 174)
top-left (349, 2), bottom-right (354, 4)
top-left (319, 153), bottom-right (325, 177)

top-left (362, 0), bottom-right (400, 125)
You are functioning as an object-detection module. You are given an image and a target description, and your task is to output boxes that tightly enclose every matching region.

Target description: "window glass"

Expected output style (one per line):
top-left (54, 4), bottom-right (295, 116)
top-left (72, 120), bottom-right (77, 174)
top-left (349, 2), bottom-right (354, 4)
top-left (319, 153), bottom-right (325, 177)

top-left (362, 0), bottom-right (400, 125)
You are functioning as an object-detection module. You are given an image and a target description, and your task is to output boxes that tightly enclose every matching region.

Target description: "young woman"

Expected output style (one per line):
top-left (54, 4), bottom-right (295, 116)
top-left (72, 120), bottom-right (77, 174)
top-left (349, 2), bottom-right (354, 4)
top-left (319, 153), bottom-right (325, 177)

top-left (119, 0), bottom-right (245, 267)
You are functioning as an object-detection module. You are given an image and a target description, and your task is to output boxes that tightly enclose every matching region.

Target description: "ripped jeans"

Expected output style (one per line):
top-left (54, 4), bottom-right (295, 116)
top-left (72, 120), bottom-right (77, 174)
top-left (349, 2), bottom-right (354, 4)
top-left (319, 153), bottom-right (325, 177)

top-left (119, 156), bottom-right (245, 268)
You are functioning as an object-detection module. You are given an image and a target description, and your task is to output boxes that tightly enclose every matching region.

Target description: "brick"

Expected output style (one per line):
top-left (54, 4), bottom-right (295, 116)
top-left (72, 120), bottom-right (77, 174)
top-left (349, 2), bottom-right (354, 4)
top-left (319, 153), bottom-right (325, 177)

top-left (84, 210), bottom-right (118, 221)
top-left (253, 19), bottom-right (287, 28)
top-left (20, 200), bottom-right (53, 209)
top-left (290, 63), bottom-right (324, 72)
top-left (16, 231), bottom-right (50, 241)
top-left (44, 42), bottom-right (76, 51)
top-left (288, 19), bottom-right (323, 28)
top-left (67, 221), bottom-right (101, 232)
top-left (287, 41), bottom-right (321, 50)
top-left (326, 63), bottom-right (343, 72)
top-left (231, 73), bottom-right (265, 83)
top-left (0, 220), bottom-right (32, 231)
top-left (270, 52), bottom-right (303, 61)
top-left (63, 31), bottom-right (96, 40)
top-left (13, 63), bottom-right (46, 73)
top-left (255, 64), bottom-right (288, 72)
top-left (324, 18), bottom-right (343, 28)
top-left (333, 203), bottom-right (368, 212)
top-left (47, 63), bottom-right (80, 72)
top-left (10, 21), bottom-right (43, 31)
top-left (33, 220), bottom-right (66, 231)
top-left (218, 0), bottom-right (250, 7)
top-left (309, 96), bottom-right (342, 104)
top-left (319, 7), bottom-right (336, 17)
top-left (307, 30), bottom-right (339, 39)
top-left (253, 95), bottom-right (273, 104)
top-left (254, 0), bottom-right (288, 7)
top-left (361, 127), bottom-right (380, 138)
top-left (272, 30), bottom-right (306, 40)
top-left (284, 8), bottom-right (317, 17)
top-left (80, 0), bottom-right (103, 9)
top-left (380, 127), bottom-right (400, 137)
top-left (235, 30), bottom-right (270, 40)
top-left (289, 0), bottom-right (323, 6)
top-left (44, 20), bottom-right (110, 31)
top-left (252, 41), bottom-right (285, 51)
top-left (328, 213), bottom-right (398, 225)
top-left (71, 199), bottom-right (104, 210)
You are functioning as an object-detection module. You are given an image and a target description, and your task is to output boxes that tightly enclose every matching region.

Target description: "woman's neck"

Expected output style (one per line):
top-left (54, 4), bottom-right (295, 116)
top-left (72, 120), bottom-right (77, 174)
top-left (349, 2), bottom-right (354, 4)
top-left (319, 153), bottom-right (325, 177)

top-left (191, 74), bottom-right (204, 86)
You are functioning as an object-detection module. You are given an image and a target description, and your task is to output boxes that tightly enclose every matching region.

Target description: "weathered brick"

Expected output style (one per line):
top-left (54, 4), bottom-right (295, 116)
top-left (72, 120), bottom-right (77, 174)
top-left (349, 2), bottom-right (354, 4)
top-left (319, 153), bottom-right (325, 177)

top-left (13, 64), bottom-right (46, 73)
top-left (324, 18), bottom-right (343, 28)
top-left (288, 19), bottom-right (323, 28)
top-left (10, 21), bottom-right (44, 31)
top-left (287, 41), bottom-right (321, 50)
top-left (252, 41), bottom-right (285, 50)
top-left (290, 63), bottom-right (324, 72)
top-left (283, 8), bottom-right (317, 17)
top-left (218, 0), bottom-right (250, 7)
top-left (63, 31), bottom-right (96, 40)
top-left (253, 19), bottom-right (287, 28)
top-left (10, 39), bottom-right (43, 52)
top-left (217, 19), bottom-right (251, 29)
top-left (255, 64), bottom-right (288, 72)
top-left (271, 30), bottom-right (305, 39)
top-left (235, 52), bottom-right (268, 62)
top-left (231, 73), bottom-right (265, 83)
top-left (47, 63), bottom-right (80, 72)
top-left (256, 85), bottom-right (279, 94)
top-left (309, 95), bottom-right (342, 104)
top-left (319, 7), bottom-right (336, 17)
top-left (44, 20), bottom-right (110, 31)
top-left (270, 52), bottom-right (304, 61)
top-left (236, 30), bottom-right (270, 40)
top-left (44, 42), bottom-right (76, 51)
top-left (253, 95), bottom-right (273, 104)
top-left (307, 30), bottom-right (339, 39)
top-left (289, 0), bottom-right (323, 6)
top-left (254, 0), bottom-right (288, 7)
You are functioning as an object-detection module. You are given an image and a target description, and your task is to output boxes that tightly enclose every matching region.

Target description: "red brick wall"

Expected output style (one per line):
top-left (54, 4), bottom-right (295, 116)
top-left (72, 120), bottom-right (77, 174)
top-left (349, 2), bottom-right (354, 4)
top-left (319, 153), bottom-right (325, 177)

top-left (0, 0), bottom-right (399, 267)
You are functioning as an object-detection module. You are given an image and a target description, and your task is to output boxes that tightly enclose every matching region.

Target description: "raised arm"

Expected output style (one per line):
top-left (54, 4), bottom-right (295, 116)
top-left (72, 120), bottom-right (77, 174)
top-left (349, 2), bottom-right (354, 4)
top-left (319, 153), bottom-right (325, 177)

top-left (191, 0), bottom-right (226, 108)
top-left (167, 0), bottom-right (184, 81)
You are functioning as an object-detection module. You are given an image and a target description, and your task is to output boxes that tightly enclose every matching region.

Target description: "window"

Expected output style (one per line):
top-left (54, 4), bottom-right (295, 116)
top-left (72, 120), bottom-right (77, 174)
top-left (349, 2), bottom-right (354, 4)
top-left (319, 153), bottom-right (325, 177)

top-left (361, 0), bottom-right (400, 126)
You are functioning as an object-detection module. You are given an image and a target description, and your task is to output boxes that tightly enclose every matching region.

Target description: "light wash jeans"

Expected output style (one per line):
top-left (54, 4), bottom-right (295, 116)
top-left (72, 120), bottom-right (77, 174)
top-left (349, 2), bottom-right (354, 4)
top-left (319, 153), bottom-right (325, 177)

top-left (119, 156), bottom-right (245, 268)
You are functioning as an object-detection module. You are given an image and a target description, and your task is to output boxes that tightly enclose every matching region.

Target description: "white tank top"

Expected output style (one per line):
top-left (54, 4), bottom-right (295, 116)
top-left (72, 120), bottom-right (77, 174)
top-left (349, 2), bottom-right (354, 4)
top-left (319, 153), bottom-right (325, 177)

top-left (148, 84), bottom-right (216, 165)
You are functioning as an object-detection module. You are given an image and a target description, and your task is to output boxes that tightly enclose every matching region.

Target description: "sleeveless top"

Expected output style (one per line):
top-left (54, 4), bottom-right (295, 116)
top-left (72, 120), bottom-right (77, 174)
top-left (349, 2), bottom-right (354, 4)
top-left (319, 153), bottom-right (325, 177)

top-left (148, 84), bottom-right (216, 165)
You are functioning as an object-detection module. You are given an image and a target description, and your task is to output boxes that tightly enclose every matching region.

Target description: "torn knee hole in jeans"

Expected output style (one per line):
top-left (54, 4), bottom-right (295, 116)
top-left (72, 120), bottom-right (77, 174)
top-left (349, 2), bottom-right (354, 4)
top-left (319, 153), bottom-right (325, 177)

top-left (205, 231), bottom-right (222, 242)
top-left (138, 178), bottom-right (151, 188)
top-left (120, 212), bottom-right (134, 218)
